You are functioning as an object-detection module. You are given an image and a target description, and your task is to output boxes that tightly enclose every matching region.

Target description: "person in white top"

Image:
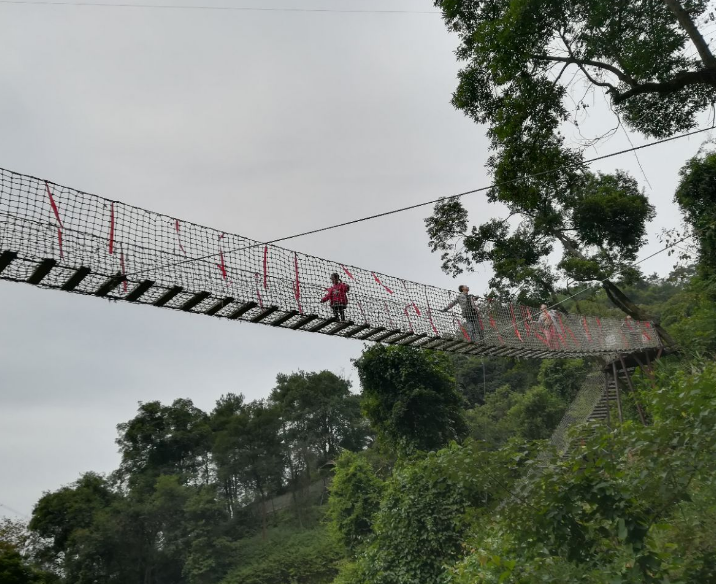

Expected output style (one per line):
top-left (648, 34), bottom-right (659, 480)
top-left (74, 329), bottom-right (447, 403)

top-left (442, 285), bottom-right (484, 342)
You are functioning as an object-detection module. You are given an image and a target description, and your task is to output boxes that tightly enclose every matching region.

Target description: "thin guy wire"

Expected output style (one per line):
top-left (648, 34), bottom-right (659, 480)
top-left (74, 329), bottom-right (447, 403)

top-left (123, 124), bottom-right (714, 279)
top-left (0, 0), bottom-right (440, 14)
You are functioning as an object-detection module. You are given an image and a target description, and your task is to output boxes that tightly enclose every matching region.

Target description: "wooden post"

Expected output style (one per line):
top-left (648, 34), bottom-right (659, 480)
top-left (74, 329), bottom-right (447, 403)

top-left (611, 360), bottom-right (624, 425)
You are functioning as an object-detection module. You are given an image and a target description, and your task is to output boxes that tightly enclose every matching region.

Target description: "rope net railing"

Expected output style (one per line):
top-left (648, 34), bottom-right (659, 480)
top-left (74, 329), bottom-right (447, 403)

top-left (0, 167), bottom-right (661, 358)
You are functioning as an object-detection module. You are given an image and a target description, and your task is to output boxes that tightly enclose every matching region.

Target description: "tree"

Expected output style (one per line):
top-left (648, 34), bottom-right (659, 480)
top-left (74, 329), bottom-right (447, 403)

top-left (675, 151), bottom-right (716, 280)
top-left (328, 451), bottom-right (384, 555)
top-left (116, 399), bottom-right (212, 491)
top-left (212, 400), bottom-right (285, 538)
top-left (354, 345), bottom-right (468, 454)
top-left (426, 170), bottom-right (664, 326)
top-left (437, 0), bottom-right (716, 141)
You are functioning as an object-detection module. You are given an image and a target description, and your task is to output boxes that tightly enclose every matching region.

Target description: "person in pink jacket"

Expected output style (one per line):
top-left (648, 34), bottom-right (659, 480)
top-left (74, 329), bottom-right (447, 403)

top-left (321, 273), bottom-right (350, 321)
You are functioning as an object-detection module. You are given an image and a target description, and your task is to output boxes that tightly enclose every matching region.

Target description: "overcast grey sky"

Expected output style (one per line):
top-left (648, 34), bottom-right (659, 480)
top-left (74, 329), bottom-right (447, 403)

top-left (0, 0), bottom-right (711, 518)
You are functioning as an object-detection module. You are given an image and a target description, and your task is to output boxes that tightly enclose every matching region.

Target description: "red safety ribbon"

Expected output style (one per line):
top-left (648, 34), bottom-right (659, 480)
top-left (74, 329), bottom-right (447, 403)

top-left (175, 220), bottom-right (186, 255)
top-left (45, 182), bottom-right (63, 228)
top-left (487, 299), bottom-right (505, 345)
top-left (293, 253), bottom-right (303, 314)
top-left (402, 281), bottom-right (421, 316)
top-left (521, 306), bottom-right (532, 336)
top-left (424, 291), bottom-right (439, 336)
top-left (454, 317), bottom-right (471, 341)
top-left (581, 316), bottom-right (592, 343)
top-left (640, 322), bottom-right (653, 341)
top-left (534, 331), bottom-right (551, 348)
top-left (509, 304), bottom-right (523, 342)
top-left (263, 246), bottom-right (269, 289)
top-left (56, 228), bottom-right (64, 260)
top-left (45, 182), bottom-right (64, 258)
top-left (216, 234), bottom-right (227, 280)
top-left (340, 264), bottom-right (355, 281)
top-left (254, 273), bottom-right (264, 308)
top-left (557, 313), bottom-right (579, 347)
top-left (109, 202), bottom-right (115, 255)
top-left (372, 272), bottom-right (393, 295)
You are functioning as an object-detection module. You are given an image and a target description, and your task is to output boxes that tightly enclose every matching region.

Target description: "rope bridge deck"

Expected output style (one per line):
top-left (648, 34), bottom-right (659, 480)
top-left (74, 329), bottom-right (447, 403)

top-left (0, 168), bottom-right (660, 359)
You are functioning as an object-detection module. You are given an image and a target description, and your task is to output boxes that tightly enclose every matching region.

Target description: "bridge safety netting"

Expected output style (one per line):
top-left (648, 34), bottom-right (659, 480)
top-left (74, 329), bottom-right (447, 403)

top-left (0, 167), bottom-right (661, 358)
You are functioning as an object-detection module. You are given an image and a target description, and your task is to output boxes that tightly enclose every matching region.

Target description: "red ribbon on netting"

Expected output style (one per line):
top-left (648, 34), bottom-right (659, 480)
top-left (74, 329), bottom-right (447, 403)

top-left (402, 281), bottom-right (421, 316)
top-left (454, 317), bottom-right (471, 341)
top-left (56, 229), bottom-right (63, 260)
top-left (45, 181), bottom-right (63, 228)
top-left (487, 299), bottom-right (505, 345)
top-left (372, 272), bottom-right (393, 295)
top-left (424, 291), bottom-right (439, 336)
top-left (557, 312), bottom-right (579, 347)
top-left (216, 234), bottom-right (227, 280)
top-left (109, 202), bottom-right (115, 255)
top-left (582, 316), bottom-right (592, 343)
top-left (254, 273), bottom-right (264, 308)
top-left (404, 306), bottom-right (414, 333)
top-left (263, 245), bottom-right (269, 289)
top-left (534, 331), bottom-right (551, 348)
top-left (524, 306), bottom-right (534, 337)
top-left (340, 264), bottom-right (355, 281)
top-left (640, 321), bottom-right (653, 341)
top-left (175, 220), bottom-right (186, 255)
top-left (509, 304), bottom-right (523, 342)
top-left (45, 181), bottom-right (64, 259)
top-left (293, 252), bottom-right (303, 314)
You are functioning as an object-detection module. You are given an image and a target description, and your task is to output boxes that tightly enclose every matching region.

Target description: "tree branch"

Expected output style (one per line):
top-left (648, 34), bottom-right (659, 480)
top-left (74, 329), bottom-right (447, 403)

top-left (532, 54), bottom-right (637, 87)
top-left (662, 0), bottom-right (716, 68)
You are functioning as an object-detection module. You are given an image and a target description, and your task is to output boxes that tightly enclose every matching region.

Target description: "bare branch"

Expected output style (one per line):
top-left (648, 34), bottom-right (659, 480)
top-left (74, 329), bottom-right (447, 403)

top-left (532, 53), bottom-right (637, 87)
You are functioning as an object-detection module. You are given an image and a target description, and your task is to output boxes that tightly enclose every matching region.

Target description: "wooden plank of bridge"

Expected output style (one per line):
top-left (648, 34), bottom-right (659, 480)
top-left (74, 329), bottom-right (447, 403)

top-left (154, 286), bottom-right (183, 307)
top-left (289, 314), bottom-right (319, 330)
top-left (386, 332), bottom-right (417, 345)
top-left (61, 266), bottom-right (91, 291)
top-left (27, 258), bottom-right (57, 285)
top-left (250, 306), bottom-right (279, 323)
top-left (126, 280), bottom-right (155, 302)
top-left (180, 291), bottom-right (211, 312)
top-left (356, 326), bottom-right (386, 341)
top-left (343, 323), bottom-right (371, 338)
top-left (399, 333), bottom-right (428, 346)
top-left (309, 317), bottom-right (339, 332)
top-left (228, 301), bottom-right (258, 319)
top-left (205, 297), bottom-right (234, 316)
top-left (0, 251), bottom-right (18, 275)
top-left (95, 274), bottom-right (127, 297)
top-left (271, 310), bottom-right (299, 327)
top-left (372, 329), bottom-right (403, 343)
top-left (326, 321), bottom-right (355, 336)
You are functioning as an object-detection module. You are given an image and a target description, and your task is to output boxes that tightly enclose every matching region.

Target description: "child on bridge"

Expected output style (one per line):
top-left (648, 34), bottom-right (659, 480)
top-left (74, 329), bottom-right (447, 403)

top-left (321, 273), bottom-right (350, 322)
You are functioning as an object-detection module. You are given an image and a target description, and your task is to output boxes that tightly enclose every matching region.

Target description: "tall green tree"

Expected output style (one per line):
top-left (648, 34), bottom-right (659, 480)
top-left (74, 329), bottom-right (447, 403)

top-left (675, 151), bottom-right (716, 280)
top-left (116, 399), bottom-right (212, 491)
top-left (355, 345), bottom-right (468, 455)
top-left (437, 0), bottom-right (716, 141)
top-left (426, 170), bottom-right (666, 338)
top-left (212, 399), bottom-right (284, 538)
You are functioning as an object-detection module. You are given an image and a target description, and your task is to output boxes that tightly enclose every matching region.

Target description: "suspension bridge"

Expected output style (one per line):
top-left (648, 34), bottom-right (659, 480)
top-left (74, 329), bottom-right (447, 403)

top-left (0, 167), bottom-right (661, 359)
